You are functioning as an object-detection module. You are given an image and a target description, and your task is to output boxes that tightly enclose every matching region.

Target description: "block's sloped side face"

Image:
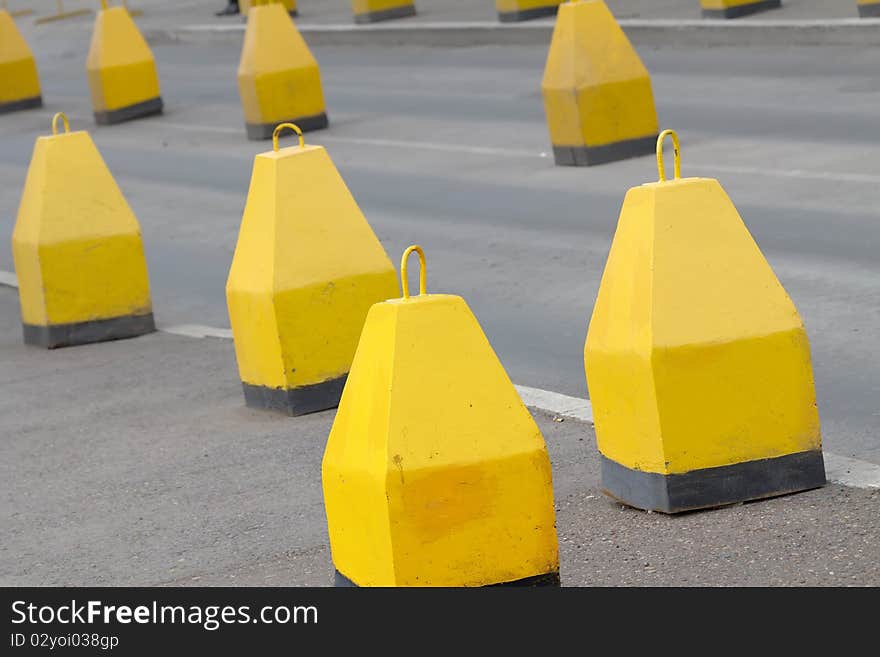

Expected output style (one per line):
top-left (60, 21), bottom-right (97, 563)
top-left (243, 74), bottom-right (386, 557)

top-left (226, 156), bottom-right (286, 392)
top-left (541, 0), bottom-right (658, 164)
top-left (585, 185), bottom-right (665, 474)
top-left (237, 3), bottom-right (325, 129)
top-left (12, 131), bottom-right (153, 334)
top-left (86, 7), bottom-right (161, 115)
top-left (0, 11), bottom-right (42, 109)
top-left (586, 175), bottom-right (824, 513)
top-left (351, 0), bottom-right (417, 23)
top-left (335, 294), bottom-right (558, 587)
top-left (496, 0), bottom-right (563, 23)
top-left (700, 0), bottom-right (782, 19)
top-left (226, 144), bottom-right (398, 410)
top-left (649, 179), bottom-right (821, 474)
top-left (322, 302), bottom-right (398, 586)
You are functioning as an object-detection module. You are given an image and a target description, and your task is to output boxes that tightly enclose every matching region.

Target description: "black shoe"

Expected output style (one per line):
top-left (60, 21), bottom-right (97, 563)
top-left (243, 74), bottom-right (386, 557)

top-left (215, 3), bottom-right (239, 16)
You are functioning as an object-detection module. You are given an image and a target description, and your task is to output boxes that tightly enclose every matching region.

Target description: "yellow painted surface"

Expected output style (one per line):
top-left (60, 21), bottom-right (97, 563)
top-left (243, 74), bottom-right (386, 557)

top-left (0, 10), bottom-right (41, 105)
top-left (237, 3), bottom-right (325, 125)
top-left (857, 0), bottom-right (880, 6)
top-left (240, 0), bottom-right (297, 15)
top-left (351, 0), bottom-right (415, 15)
top-left (86, 6), bottom-right (160, 112)
top-left (701, 0), bottom-right (768, 9)
top-left (584, 143), bottom-right (821, 475)
top-left (496, 0), bottom-right (563, 13)
top-left (541, 0), bottom-right (658, 148)
top-left (226, 143), bottom-right (398, 391)
top-left (323, 282), bottom-right (559, 586)
top-left (12, 128), bottom-right (152, 326)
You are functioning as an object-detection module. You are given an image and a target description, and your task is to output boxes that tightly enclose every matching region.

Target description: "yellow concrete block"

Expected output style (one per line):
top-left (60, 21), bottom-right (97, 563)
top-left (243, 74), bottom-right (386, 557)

top-left (225, 124), bottom-right (399, 415)
top-left (541, 1), bottom-right (658, 166)
top-left (583, 130), bottom-right (825, 513)
top-left (496, 0), bottom-right (563, 22)
top-left (0, 10), bottom-right (42, 113)
top-left (237, 2), bottom-right (327, 140)
top-left (857, 1), bottom-right (880, 18)
top-left (12, 113), bottom-right (155, 348)
top-left (86, 5), bottom-right (162, 124)
top-left (241, 0), bottom-right (297, 16)
top-left (351, 0), bottom-right (416, 24)
top-left (323, 246), bottom-right (559, 587)
top-left (700, 0), bottom-right (782, 18)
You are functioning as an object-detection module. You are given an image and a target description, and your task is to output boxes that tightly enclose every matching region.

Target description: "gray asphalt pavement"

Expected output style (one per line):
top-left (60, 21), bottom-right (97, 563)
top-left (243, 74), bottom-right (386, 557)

top-left (1, 286), bottom-right (878, 586)
top-left (1, 12), bottom-right (879, 586)
top-left (1, 31), bottom-right (877, 463)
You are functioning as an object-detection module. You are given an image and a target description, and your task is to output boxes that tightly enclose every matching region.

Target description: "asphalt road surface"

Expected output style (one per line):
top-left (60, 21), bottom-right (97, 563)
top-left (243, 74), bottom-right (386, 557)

top-left (0, 34), bottom-right (878, 470)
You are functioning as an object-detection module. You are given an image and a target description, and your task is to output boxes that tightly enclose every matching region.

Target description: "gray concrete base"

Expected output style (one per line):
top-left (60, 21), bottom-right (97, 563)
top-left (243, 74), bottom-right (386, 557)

top-left (241, 374), bottom-right (346, 416)
top-left (858, 3), bottom-right (880, 17)
top-left (94, 97), bottom-right (163, 125)
top-left (22, 313), bottom-right (157, 349)
top-left (334, 569), bottom-right (560, 587)
top-left (245, 112), bottom-right (329, 140)
top-left (600, 451), bottom-right (827, 514)
top-left (0, 95), bottom-right (43, 115)
top-left (498, 5), bottom-right (559, 23)
top-left (702, 0), bottom-right (782, 19)
top-left (354, 5), bottom-right (416, 24)
top-left (552, 134), bottom-right (658, 167)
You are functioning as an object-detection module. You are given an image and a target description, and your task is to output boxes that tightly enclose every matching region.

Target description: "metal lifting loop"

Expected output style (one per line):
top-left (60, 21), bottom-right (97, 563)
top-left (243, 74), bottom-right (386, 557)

top-left (51, 112), bottom-right (70, 135)
top-left (272, 122), bottom-right (304, 152)
top-left (400, 245), bottom-right (426, 299)
top-left (656, 129), bottom-right (681, 182)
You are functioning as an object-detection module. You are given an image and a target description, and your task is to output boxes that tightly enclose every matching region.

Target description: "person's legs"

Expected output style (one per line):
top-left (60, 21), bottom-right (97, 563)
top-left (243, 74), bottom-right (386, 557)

top-left (216, 0), bottom-right (239, 17)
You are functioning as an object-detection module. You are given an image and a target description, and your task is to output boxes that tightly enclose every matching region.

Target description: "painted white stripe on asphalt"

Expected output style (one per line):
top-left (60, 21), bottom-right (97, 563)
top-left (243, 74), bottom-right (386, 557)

top-left (160, 324), bottom-right (234, 339)
top-left (694, 163), bottom-right (880, 185)
top-left (514, 385), bottom-right (593, 423)
top-left (3, 279), bottom-right (877, 489)
top-left (154, 121), bottom-right (548, 158)
top-left (0, 270), bottom-right (18, 288)
top-left (122, 121), bottom-right (880, 182)
top-left (822, 453), bottom-right (880, 490)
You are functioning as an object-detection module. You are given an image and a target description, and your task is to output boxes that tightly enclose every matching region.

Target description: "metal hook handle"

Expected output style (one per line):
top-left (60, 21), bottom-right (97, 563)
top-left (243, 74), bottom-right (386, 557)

top-left (51, 112), bottom-right (70, 135)
top-left (400, 245), bottom-right (426, 299)
top-left (656, 129), bottom-right (681, 182)
top-left (272, 123), bottom-right (304, 152)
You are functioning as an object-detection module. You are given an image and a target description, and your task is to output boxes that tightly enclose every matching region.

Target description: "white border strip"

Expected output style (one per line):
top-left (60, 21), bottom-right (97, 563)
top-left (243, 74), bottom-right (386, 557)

top-left (2, 273), bottom-right (877, 490)
top-left (0, 271), bottom-right (18, 288)
top-left (514, 385), bottom-right (593, 424)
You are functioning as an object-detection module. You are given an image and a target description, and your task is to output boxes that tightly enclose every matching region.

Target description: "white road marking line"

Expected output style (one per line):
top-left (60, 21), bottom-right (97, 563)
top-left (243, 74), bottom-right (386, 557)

top-left (0, 271), bottom-right (18, 288)
top-left (822, 453), bottom-right (880, 490)
top-left (3, 274), bottom-right (877, 489)
top-left (20, 115), bottom-right (876, 182)
top-left (161, 324), bottom-right (233, 339)
top-left (514, 385), bottom-right (593, 423)
top-left (694, 163), bottom-right (880, 185)
top-left (154, 121), bottom-right (548, 158)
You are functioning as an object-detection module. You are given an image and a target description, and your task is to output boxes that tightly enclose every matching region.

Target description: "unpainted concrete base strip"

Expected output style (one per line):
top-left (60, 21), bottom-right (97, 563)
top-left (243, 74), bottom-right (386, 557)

top-left (245, 112), bottom-right (329, 140)
top-left (0, 96), bottom-right (43, 116)
top-left (94, 97), bottom-right (164, 126)
top-left (353, 5), bottom-right (416, 25)
top-left (334, 569), bottom-right (560, 587)
top-left (701, 0), bottom-right (781, 20)
top-left (242, 376), bottom-right (346, 416)
top-left (600, 450), bottom-right (827, 514)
